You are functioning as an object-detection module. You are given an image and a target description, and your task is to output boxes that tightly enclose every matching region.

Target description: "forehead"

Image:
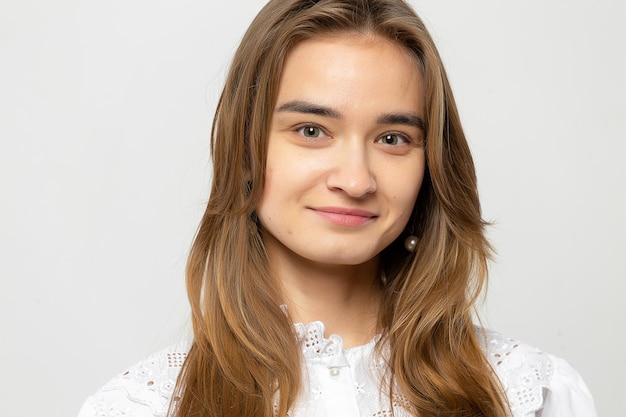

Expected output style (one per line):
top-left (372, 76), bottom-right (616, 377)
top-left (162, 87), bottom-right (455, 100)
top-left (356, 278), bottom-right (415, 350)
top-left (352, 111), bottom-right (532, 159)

top-left (275, 33), bottom-right (424, 113)
top-left (286, 31), bottom-right (420, 71)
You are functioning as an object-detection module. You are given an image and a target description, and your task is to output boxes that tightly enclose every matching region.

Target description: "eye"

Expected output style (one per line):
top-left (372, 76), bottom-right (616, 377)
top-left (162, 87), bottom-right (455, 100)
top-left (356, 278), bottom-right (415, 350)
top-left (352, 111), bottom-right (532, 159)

top-left (377, 133), bottom-right (409, 146)
top-left (297, 125), bottom-right (325, 139)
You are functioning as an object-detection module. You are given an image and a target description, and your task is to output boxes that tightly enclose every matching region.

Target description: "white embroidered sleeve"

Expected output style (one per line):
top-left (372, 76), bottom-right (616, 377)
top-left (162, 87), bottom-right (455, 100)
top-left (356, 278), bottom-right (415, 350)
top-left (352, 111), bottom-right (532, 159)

top-left (539, 354), bottom-right (597, 417)
top-left (78, 390), bottom-right (161, 417)
top-left (78, 342), bottom-right (190, 417)
top-left (481, 329), bottom-right (597, 417)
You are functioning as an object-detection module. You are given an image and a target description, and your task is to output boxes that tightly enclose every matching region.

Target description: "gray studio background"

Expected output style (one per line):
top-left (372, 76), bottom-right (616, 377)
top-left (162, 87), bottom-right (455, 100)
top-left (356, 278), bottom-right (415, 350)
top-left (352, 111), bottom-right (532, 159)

top-left (1, 0), bottom-right (624, 416)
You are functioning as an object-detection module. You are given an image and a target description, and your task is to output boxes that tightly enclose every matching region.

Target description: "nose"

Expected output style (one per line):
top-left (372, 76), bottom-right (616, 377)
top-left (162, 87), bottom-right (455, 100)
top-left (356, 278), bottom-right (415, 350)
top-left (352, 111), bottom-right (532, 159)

top-left (326, 142), bottom-right (377, 198)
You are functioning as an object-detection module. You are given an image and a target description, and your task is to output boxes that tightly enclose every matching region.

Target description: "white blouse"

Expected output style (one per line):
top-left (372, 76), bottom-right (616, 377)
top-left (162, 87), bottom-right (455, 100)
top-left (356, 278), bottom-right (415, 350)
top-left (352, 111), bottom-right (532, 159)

top-left (78, 324), bottom-right (596, 417)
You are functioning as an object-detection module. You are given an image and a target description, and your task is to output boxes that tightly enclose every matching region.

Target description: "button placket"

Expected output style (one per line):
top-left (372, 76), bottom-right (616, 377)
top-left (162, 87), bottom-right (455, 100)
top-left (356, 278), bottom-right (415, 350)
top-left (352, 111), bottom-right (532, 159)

top-left (315, 353), bottom-right (360, 416)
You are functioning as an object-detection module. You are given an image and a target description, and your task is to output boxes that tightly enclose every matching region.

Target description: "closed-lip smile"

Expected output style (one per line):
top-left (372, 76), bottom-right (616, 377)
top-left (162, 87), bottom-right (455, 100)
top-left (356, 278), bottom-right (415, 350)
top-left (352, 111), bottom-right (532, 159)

top-left (309, 206), bottom-right (378, 227)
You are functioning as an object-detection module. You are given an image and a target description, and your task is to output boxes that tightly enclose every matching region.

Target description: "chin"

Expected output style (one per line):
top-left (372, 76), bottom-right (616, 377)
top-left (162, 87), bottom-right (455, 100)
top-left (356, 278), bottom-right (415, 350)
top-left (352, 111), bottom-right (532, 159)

top-left (303, 250), bottom-right (380, 267)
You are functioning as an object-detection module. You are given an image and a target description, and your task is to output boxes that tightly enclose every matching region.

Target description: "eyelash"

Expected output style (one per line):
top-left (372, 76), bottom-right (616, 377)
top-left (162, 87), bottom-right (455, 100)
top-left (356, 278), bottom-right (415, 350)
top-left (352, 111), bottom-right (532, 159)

top-left (376, 132), bottom-right (412, 146)
top-left (296, 124), bottom-right (328, 139)
top-left (294, 124), bottom-right (413, 146)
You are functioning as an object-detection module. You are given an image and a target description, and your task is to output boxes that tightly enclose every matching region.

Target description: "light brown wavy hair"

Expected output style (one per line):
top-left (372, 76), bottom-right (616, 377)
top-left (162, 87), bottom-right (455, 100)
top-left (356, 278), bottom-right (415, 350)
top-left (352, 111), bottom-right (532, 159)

top-left (170, 0), bottom-right (508, 416)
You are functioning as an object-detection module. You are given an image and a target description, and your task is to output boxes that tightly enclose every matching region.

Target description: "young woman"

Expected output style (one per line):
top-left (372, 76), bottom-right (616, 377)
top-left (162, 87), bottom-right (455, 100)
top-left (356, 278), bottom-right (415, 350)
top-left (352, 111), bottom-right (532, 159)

top-left (79, 0), bottom-right (596, 416)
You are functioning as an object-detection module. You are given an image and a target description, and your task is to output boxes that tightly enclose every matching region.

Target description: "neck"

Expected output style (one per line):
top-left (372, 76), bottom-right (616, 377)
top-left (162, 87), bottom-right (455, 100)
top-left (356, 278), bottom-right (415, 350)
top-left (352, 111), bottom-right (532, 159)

top-left (267, 247), bottom-right (383, 348)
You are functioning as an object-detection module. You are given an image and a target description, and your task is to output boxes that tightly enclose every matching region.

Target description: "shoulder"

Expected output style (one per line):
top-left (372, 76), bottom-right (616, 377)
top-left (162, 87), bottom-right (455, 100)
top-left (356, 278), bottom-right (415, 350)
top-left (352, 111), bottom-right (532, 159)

top-left (477, 328), bottom-right (597, 417)
top-left (78, 340), bottom-right (192, 417)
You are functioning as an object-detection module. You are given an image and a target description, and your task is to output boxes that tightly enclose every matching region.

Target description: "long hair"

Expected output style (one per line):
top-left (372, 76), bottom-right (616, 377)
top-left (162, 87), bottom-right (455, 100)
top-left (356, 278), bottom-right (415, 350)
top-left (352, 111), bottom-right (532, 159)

top-left (170, 1), bottom-right (508, 416)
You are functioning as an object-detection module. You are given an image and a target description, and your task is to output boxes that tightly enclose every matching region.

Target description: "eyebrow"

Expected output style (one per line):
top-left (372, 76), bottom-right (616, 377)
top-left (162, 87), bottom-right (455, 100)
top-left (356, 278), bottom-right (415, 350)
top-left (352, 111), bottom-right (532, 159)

top-left (377, 113), bottom-right (425, 131)
top-left (276, 100), bottom-right (425, 131)
top-left (276, 100), bottom-right (341, 118)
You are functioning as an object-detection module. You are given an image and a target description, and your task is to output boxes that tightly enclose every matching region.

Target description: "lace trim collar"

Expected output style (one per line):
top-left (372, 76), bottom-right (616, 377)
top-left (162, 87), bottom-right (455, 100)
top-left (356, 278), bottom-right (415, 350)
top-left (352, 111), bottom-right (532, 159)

top-left (293, 320), bottom-right (379, 359)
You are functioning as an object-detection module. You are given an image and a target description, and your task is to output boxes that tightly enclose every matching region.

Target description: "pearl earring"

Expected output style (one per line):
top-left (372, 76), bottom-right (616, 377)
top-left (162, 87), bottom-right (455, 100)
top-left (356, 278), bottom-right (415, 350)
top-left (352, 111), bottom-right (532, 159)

top-left (404, 235), bottom-right (419, 252)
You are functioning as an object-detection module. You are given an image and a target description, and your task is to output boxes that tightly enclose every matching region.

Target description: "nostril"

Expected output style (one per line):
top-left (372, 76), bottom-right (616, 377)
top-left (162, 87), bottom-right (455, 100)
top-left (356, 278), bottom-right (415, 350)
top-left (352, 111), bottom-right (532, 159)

top-left (327, 170), bottom-right (376, 198)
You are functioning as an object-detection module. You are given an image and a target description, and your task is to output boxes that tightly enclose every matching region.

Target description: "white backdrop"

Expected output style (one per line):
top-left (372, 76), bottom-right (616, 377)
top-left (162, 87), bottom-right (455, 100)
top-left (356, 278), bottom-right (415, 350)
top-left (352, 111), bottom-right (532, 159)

top-left (1, 1), bottom-right (623, 416)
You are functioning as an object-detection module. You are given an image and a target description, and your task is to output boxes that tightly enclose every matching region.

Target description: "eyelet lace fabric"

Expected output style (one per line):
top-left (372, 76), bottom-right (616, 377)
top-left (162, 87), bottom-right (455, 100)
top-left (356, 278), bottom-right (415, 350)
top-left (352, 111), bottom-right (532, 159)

top-left (81, 342), bottom-right (190, 417)
top-left (481, 329), bottom-right (554, 415)
top-left (294, 321), bottom-right (345, 358)
top-left (79, 326), bottom-right (596, 417)
top-left (288, 321), bottom-right (399, 417)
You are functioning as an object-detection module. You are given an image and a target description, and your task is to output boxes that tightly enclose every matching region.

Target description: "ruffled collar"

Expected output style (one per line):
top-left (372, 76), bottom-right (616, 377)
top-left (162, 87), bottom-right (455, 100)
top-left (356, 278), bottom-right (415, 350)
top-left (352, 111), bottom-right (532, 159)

top-left (293, 320), bottom-right (380, 360)
top-left (294, 321), bottom-right (344, 357)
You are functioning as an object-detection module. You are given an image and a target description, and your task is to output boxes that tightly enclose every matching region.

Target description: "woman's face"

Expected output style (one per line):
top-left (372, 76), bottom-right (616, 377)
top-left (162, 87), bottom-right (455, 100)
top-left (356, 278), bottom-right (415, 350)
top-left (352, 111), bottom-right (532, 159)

top-left (257, 33), bottom-right (426, 267)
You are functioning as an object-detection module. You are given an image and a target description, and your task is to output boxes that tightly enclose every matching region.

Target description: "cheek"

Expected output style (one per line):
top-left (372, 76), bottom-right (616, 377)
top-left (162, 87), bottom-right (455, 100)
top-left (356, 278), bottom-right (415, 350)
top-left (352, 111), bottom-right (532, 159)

top-left (260, 147), bottom-right (292, 204)
top-left (257, 155), bottom-right (311, 217)
top-left (391, 168), bottom-right (424, 212)
top-left (257, 158), bottom-right (281, 224)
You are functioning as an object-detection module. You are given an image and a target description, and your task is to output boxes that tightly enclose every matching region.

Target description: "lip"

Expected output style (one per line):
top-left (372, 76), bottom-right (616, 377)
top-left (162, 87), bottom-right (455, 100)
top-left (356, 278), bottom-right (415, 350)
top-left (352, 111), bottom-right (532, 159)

top-left (309, 206), bottom-right (378, 227)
